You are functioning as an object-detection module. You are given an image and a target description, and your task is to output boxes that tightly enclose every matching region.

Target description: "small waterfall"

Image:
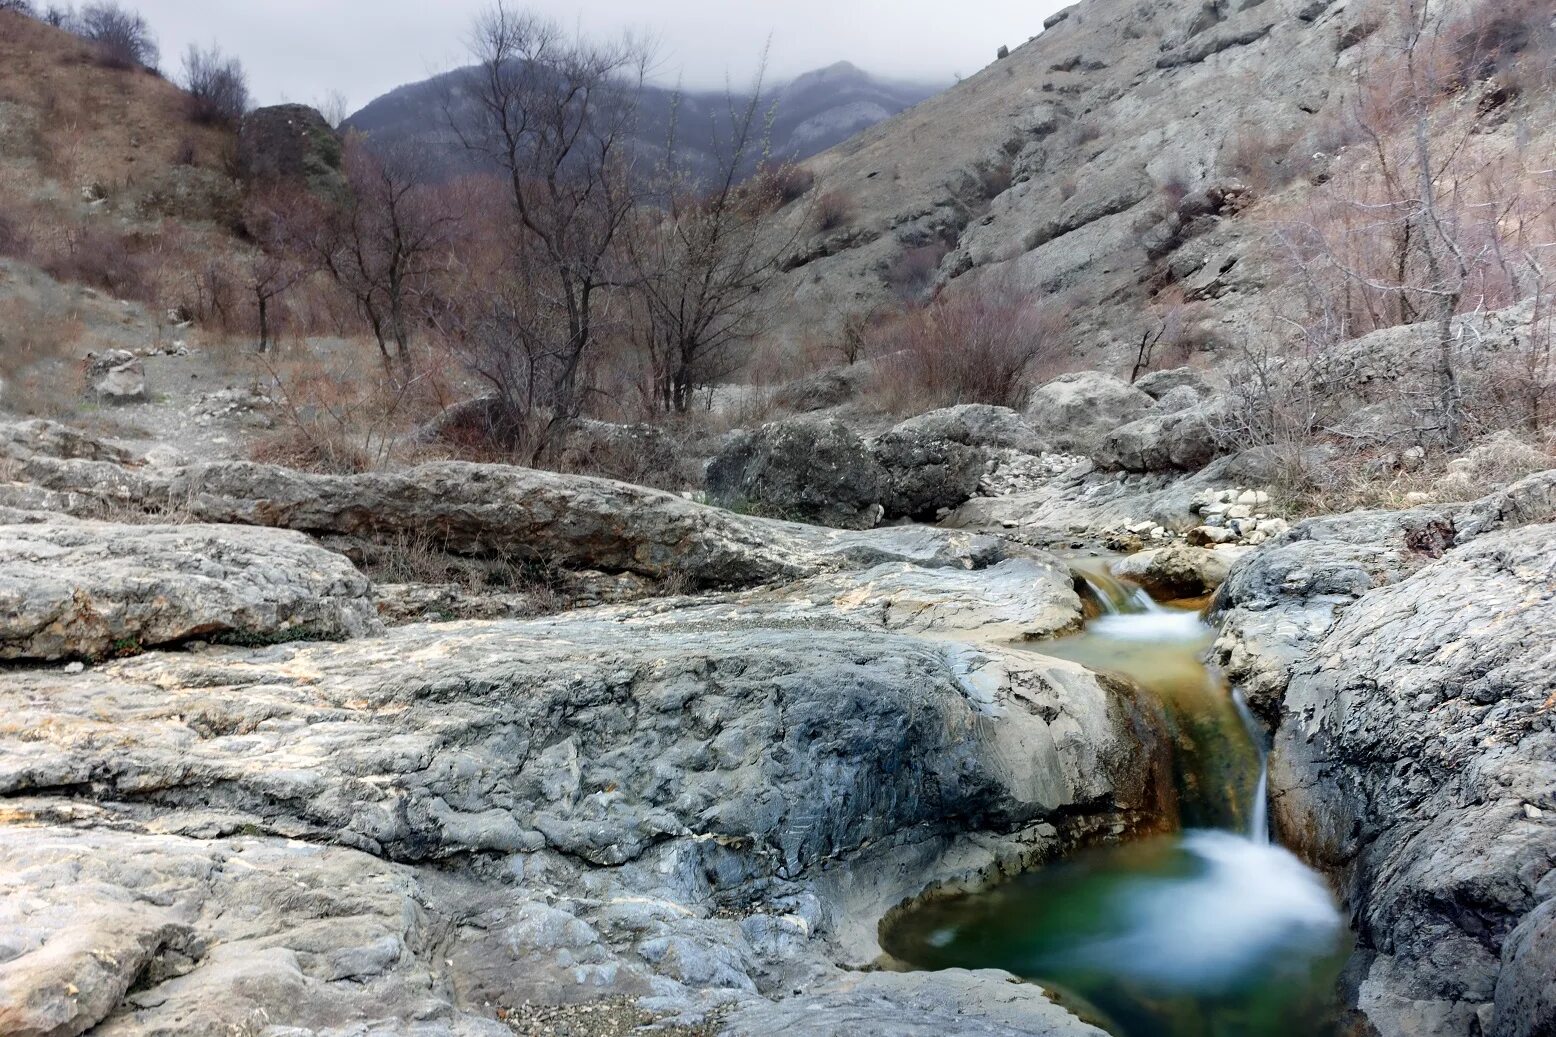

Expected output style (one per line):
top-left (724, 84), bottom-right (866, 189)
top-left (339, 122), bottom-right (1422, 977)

top-left (1232, 689), bottom-right (1270, 844)
top-left (1076, 565), bottom-right (1161, 616)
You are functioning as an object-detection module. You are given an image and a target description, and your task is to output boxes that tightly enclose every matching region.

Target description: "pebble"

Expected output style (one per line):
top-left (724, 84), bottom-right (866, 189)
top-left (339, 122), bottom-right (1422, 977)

top-left (63, 661), bottom-right (85, 674)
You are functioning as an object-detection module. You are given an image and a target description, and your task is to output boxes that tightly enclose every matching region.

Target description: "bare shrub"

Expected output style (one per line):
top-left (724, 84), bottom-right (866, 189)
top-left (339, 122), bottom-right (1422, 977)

top-left (252, 345), bottom-right (441, 474)
top-left (884, 243), bottom-right (948, 302)
top-left (39, 224), bottom-right (157, 303)
top-left (813, 189), bottom-right (852, 234)
top-left (181, 44), bottom-right (248, 126)
top-left (761, 160), bottom-right (814, 207)
top-left (866, 285), bottom-right (1070, 413)
top-left (1069, 119), bottom-right (1102, 147)
top-left (975, 156), bottom-right (1014, 199)
top-left (75, 2), bottom-right (157, 70)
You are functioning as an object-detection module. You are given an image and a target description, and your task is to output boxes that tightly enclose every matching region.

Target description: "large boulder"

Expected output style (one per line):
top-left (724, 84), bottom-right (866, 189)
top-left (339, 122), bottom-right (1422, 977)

top-left (1112, 543), bottom-right (1236, 599)
top-left (83, 350), bottom-right (146, 404)
top-left (1095, 398), bottom-right (1230, 472)
top-left (870, 428), bottom-right (987, 520)
top-left (237, 103), bottom-right (348, 204)
top-left (706, 419), bottom-right (887, 529)
top-left (1133, 366), bottom-right (1220, 404)
top-left (887, 404), bottom-right (1048, 454)
top-left (0, 520), bottom-right (381, 660)
top-left (1024, 372), bottom-right (1157, 456)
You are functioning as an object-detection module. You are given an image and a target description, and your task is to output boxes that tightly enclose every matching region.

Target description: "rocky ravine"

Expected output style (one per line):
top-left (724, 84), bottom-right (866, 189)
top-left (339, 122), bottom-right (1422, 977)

top-left (0, 421), bottom-right (1176, 1037)
top-left (1213, 471), bottom-right (1556, 1037)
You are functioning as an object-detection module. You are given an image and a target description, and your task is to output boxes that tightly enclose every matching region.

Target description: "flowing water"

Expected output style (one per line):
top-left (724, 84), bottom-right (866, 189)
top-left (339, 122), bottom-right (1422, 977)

top-left (881, 560), bottom-right (1348, 1037)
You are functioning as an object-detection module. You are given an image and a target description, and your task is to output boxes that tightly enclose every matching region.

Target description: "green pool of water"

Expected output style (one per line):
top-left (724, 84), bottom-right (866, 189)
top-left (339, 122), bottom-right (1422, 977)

top-left (880, 563), bottom-right (1349, 1037)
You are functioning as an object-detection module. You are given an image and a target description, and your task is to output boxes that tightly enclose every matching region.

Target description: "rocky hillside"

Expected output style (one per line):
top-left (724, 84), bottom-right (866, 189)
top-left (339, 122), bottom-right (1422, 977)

top-left (344, 60), bottom-right (942, 181)
top-left (759, 0), bottom-right (1556, 368)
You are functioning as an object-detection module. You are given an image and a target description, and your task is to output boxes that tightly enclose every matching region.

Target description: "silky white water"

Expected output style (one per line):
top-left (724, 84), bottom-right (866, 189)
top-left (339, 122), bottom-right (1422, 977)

top-left (884, 563), bottom-right (1347, 1036)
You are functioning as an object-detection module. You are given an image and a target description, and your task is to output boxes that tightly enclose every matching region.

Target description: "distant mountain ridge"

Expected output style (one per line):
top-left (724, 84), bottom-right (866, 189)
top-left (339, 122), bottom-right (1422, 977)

top-left (343, 60), bottom-right (944, 181)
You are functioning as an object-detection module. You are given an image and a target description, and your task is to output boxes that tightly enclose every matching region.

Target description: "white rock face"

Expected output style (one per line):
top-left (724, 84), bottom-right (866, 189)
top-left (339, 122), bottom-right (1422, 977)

top-left (0, 520), bottom-right (381, 660)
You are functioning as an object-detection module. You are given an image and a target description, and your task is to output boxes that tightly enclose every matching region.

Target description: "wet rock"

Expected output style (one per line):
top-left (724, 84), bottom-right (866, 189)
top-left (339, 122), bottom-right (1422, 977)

top-left (1112, 543), bottom-right (1233, 598)
top-left (1214, 494), bottom-right (1556, 1036)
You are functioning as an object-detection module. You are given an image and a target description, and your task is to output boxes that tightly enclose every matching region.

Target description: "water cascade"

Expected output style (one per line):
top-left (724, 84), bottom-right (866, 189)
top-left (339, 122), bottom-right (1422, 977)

top-left (881, 562), bottom-right (1347, 1037)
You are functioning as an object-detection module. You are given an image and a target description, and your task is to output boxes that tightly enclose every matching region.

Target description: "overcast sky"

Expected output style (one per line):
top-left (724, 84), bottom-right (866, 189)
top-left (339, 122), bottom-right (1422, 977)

top-left (130, 0), bottom-right (1068, 114)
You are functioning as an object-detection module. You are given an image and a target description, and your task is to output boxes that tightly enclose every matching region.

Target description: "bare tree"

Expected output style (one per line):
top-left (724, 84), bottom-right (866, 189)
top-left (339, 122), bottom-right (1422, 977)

top-left (181, 44), bottom-right (249, 126)
top-left (241, 190), bottom-right (311, 353)
top-left (625, 65), bottom-right (802, 413)
top-left (1271, 0), bottom-right (1555, 450)
top-left (76, 2), bottom-right (157, 69)
top-left (448, 4), bottom-right (648, 456)
top-left (307, 138), bottom-right (456, 381)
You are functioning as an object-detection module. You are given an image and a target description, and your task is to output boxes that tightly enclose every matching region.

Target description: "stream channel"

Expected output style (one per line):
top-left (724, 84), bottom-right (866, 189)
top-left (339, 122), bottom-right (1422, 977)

top-left (881, 562), bottom-right (1351, 1037)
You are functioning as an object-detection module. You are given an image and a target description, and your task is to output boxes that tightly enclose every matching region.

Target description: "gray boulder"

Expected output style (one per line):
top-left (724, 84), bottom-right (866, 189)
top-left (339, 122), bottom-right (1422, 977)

top-left (870, 429), bottom-right (986, 520)
top-left (84, 350), bottom-right (146, 404)
top-left (0, 520), bottom-right (381, 660)
top-left (1096, 399), bottom-right (1230, 472)
top-left (1112, 543), bottom-right (1235, 599)
top-left (1024, 372), bottom-right (1157, 456)
top-left (887, 404), bottom-right (1048, 454)
top-left (772, 365), bottom-right (871, 413)
top-left (1133, 366), bottom-right (1219, 403)
top-left (706, 419), bottom-right (887, 529)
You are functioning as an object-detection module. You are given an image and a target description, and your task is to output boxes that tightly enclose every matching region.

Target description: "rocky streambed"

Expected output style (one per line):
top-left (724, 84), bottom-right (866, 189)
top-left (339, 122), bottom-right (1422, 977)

top-left (0, 419), bottom-right (1553, 1037)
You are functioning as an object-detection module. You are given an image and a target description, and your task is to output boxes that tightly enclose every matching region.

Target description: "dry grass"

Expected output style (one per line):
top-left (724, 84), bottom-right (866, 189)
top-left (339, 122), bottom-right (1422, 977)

top-left (1267, 430), bottom-right (1555, 517)
top-left (0, 294), bottom-right (86, 415)
top-left (0, 11), bottom-right (232, 187)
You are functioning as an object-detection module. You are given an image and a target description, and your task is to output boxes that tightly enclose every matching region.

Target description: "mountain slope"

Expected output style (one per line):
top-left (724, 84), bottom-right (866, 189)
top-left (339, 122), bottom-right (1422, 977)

top-left (756, 0), bottom-right (1556, 372)
top-left (343, 61), bottom-right (943, 181)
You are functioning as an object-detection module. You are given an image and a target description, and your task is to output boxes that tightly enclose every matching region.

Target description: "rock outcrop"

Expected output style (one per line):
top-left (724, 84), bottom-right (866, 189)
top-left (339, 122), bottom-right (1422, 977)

top-left (0, 433), bottom-right (1011, 589)
top-left (0, 520), bottom-right (380, 660)
top-left (1212, 485), bottom-right (1556, 1037)
top-left (1024, 372), bottom-right (1157, 456)
top-left (0, 553), bottom-right (1168, 1035)
top-left (236, 103), bottom-right (348, 204)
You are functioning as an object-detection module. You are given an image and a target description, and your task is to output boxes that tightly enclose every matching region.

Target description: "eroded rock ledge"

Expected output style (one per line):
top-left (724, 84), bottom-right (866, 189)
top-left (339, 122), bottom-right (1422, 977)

top-left (1212, 473), bottom-right (1556, 1037)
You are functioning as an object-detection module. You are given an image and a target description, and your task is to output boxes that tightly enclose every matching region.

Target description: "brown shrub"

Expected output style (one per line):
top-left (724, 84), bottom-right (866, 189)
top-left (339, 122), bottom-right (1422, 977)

top-left (884, 243), bottom-right (949, 302)
top-left (865, 286), bottom-right (1071, 413)
top-left (760, 160), bottom-right (814, 207)
top-left (813, 189), bottom-right (852, 234)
